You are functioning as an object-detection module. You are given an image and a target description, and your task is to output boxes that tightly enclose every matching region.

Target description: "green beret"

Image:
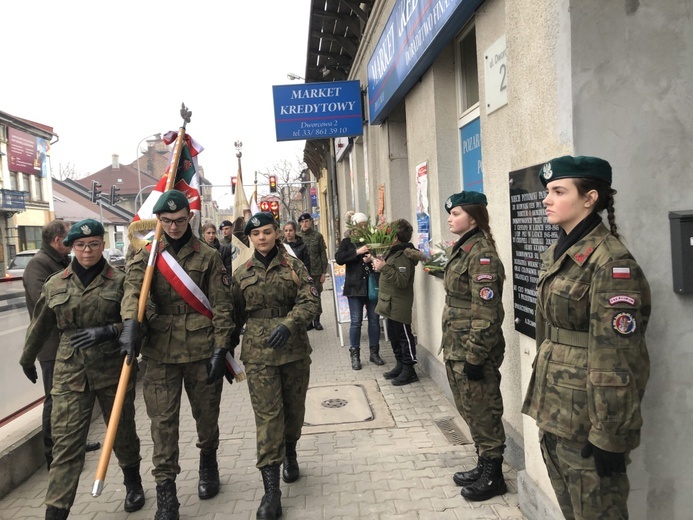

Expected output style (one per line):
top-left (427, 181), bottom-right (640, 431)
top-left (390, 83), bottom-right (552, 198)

top-left (244, 212), bottom-right (276, 235)
top-left (63, 218), bottom-right (104, 246)
top-left (444, 191), bottom-right (487, 213)
top-left (297, 212), bottom-right (312, 222)
top-left (539, 155), bottom-right (612, 187)
top-left (152, 190), bottom-right (190, 214)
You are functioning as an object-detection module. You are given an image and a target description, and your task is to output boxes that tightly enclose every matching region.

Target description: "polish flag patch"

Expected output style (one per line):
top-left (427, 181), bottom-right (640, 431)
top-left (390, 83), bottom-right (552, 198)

top-left (612, 267), bottom-right (631, 279)
top-left (479, 258), bottom-right (491, 265)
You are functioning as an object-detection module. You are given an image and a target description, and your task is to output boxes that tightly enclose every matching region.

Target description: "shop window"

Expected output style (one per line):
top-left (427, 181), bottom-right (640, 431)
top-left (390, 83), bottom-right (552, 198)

top-left (457, 26), bottom-right (479, 115)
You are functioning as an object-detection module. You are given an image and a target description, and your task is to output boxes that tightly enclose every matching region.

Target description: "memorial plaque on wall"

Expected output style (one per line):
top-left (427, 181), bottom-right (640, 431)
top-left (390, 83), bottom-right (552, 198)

top-left (509, 164), bottom-right (559, 338)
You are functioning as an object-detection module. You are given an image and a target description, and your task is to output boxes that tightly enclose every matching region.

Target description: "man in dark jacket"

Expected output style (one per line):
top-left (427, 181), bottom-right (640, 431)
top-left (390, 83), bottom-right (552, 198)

top-left (22, 220), bottom-right (101, 468)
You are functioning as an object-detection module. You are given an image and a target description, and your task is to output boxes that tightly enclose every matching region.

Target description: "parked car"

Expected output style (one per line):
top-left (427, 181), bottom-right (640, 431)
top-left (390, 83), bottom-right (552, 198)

top-left (103, 248), bottom-right (125, 268)
top-left (4, 249), bottom-right (39, 279)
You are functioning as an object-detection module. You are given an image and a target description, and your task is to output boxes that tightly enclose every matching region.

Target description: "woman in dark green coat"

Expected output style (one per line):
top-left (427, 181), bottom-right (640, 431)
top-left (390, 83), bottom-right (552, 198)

top-left (441, 191), bottom-right (507, 502)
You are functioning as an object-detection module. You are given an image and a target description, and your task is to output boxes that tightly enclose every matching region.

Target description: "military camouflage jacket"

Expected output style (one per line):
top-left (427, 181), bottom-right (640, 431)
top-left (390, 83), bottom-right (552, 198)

top-left (299, 228), bottom-right (328, 276)
top-left (231, 247), bottom-right (318, 365)
top-left (522, 223), bottom-right (651, 453)
top-left (440, 232), bottom-right (506, 365)
top-left (375, 243), bottom-right (425, 324)
top-left (21, 261), bottom-right (125, 392)
top-left (121, 233), bottom-right (234, 364)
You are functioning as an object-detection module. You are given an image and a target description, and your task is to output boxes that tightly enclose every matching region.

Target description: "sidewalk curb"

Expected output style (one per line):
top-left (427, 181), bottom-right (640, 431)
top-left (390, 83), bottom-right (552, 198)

top-left (0, 426), bottom-right (44, 500)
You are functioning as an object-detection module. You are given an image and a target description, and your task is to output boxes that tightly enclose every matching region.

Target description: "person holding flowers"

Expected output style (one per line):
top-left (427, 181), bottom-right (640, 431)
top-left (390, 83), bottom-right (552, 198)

top-left (441, 191), bottom-right (508, 502)
top-left (371, 218), bottom-right (426, 386)
top-left (335, 211), bottom-right (384, 370)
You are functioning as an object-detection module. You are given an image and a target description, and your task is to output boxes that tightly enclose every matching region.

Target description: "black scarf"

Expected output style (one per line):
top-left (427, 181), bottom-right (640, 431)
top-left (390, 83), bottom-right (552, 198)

top-left (166, 226), bottom-right (193, 254)
top-left (255, 245), bottom-right (279, 268)
top-left (452, 227), bottom-right (481, 255)
top-left (553, 213), bottom-right (602, 261)
top-left (72, 256), bottom-right (106, 288)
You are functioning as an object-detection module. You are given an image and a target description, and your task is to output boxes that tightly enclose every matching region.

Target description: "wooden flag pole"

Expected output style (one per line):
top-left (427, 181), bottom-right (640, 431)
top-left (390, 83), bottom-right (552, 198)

top-left (92, 103), bottom-right (192, 497)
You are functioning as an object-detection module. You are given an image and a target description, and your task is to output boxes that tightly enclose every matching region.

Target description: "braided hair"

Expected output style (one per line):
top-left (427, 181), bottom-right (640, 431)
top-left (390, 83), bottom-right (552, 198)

top-left (574, 178), bottom-right (619, 238)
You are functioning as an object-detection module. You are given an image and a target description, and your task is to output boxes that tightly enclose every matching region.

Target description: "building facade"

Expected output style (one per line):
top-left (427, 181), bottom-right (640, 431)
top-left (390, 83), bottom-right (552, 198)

top-left (304, 0), bottom-right (693, 518)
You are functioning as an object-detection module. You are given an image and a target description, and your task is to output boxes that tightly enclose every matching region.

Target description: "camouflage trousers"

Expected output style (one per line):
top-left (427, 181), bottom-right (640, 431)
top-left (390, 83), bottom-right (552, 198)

top-left (540, 431), bottom-right (630, 520)
top-left (313, 276), bottom-right (324, 317)
top-left (446, 358), bottom-right (505, 459)
top-left (246, 357), bottom-right (311, 468)
top-left (142, 358), bottom-right (223, 483)
top-left (45, 380), bottom-right (140, 510)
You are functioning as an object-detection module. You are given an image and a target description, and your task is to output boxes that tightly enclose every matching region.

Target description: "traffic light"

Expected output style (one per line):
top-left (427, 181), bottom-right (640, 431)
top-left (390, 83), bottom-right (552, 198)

top-left (269, 175), bottom-right (277, 193)
top-left (109, 185), bottom-right (120, 205)
top-left (231, 176), bottom-right (237, 194)
top-left (269, 201), bottom-right (280, 221)
top-left (90, 180), bottom-right (102, 203)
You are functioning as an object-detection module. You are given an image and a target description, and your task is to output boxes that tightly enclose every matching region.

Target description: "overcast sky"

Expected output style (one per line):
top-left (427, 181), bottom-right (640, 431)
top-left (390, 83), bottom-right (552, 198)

top-left (2, 0), bottom-right (310, 205)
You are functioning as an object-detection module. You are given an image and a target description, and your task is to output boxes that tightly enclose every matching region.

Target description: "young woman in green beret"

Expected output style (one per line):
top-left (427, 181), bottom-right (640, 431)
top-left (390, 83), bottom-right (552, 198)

top-left (522, 156), bottom-right (651, 519)
top-left (230, 212), bottom-right (319, 520)
top-left (440, 191), bottom-right (508, 501)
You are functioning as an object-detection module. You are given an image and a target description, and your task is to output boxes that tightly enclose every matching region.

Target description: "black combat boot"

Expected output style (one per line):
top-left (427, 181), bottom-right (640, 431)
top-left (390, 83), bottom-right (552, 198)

top-left (369, 345), bottom-right (385, 365)
top-left (198, 450), bottom-right (220, 499)
top-left (313, 315), bottom-right (324, 331)
top-left (45, 506), bottom-right (69, 520)
top-left (391, 364), bottom-right (419, 386)
top-left (383, 360), bottom-right (403, 379)
top-left (282, 440), bottom-right (299, 483)
top-left (453, 457), bottom-right (483, 486)
top-left (349, 347), bottom-right (362, 370)
top-left (122, 463), bottom-right (145, 512)
top-left (257, 464), bottom-right (282, 519)
top-left (460, 457), bottom-right (507, 501)
top-left (154, 479), bottom-right (180, 520)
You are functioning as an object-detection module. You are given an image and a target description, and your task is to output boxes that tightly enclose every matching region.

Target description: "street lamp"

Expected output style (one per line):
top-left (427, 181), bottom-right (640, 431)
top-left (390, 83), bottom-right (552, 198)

top-left (135, 133), bottom-right (161, 208)
top-left (287, 73), bottom-right (304, 81)
top-left (135, 184), bottom-right (157, 210)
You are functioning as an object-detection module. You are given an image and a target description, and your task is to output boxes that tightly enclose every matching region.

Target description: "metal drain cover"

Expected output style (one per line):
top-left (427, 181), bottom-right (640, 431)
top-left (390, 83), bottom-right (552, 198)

top-left (434, 417), bottom-right (470, 445)
top-left (304, 384), bottom-right (373, 426)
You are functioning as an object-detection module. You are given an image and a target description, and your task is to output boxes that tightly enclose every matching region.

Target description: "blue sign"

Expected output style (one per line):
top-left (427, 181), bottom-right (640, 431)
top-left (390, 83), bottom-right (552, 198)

top-left (461, 117), bottom-right (483, 192)
top-left (0, 189), bottom-right (26, 212)
top-left (273, 80), bottom-right (363, 142)
top-left (367, 0), bottom-right (483, 125)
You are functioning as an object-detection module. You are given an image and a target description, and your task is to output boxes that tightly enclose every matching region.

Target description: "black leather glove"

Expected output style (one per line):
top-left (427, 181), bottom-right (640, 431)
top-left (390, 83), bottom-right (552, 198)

top-left (70, 325), bottom-right (119, 349)
top-left (463, 361), bottom-right (484, 381)
top-left (119, 319), bottom-right (141, 366)
top-left (268, 324), bottom-right (291, 349)
top-left (581, 441), bottom-right (626, 477)
top-left (22, 365), bottom-right (38, 384)
top-left (206, 348), bottom-right (229, 384)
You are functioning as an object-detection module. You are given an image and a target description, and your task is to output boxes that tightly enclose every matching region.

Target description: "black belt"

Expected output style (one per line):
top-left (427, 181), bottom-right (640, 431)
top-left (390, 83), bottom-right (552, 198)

top-left (248, 307), bottom-right (290, 319)
top-left (156, 303), bottom-right (196, 315)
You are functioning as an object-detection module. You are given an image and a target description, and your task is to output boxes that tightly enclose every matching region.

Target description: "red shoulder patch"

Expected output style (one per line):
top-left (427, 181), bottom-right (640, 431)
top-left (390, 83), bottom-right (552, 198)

top-left (574, 246), bottom-right (594, 264)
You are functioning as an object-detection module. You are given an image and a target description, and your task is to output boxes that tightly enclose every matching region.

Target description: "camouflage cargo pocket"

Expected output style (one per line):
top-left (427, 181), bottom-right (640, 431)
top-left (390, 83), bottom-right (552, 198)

top-left (546, 360), bottom-right (589, 437)
top-left (548, 277), bottom-right (590, 330)
top-left (588, 370), bottom-right (633, 425)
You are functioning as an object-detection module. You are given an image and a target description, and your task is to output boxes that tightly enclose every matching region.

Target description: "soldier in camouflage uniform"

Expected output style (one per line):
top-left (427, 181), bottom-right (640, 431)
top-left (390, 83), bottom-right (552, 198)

top-left (522, 156), bottom-right (651, 520)
top-left (20, 219), bottom-right (144, 520)
top-left (439, 192), bottom-right (508, 502)
top-left (297, 212), bottom-right (328, 330)
top-left (231, 212), bottom-right (318, 520)
top-left (120, 191), bottom-right (234, 520)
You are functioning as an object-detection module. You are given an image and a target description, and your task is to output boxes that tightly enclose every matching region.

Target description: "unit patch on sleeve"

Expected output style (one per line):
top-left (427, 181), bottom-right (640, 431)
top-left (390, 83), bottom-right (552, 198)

top-left (479, 287), bottom-right (495, 300)
top-left (479, 258), bottom-right (491, 265)
top-left (476, 274), bottom-right (493, 281)
top-left (311, 286), bottom-right (319, 297)
top-left (612, 312), bottom-right (637, 335)
top-left (609, 295), bottom-right (636, 306)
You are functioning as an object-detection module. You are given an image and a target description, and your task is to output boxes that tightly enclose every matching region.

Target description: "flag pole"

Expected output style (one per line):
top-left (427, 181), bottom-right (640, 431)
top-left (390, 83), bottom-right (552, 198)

top-left (92, 103), bottom-right (192, 497)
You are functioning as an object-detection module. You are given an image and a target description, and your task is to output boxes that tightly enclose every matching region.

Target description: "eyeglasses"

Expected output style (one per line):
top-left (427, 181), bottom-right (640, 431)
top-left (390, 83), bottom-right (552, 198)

top-left (160, 217), bottom-right (188, 226)
top-left (73, 241), bottom-right (102, 251)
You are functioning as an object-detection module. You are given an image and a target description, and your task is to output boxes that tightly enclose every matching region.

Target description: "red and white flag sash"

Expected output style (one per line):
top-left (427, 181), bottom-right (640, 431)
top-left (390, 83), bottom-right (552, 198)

top-left (151, 247), bottom-right (244, 379)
